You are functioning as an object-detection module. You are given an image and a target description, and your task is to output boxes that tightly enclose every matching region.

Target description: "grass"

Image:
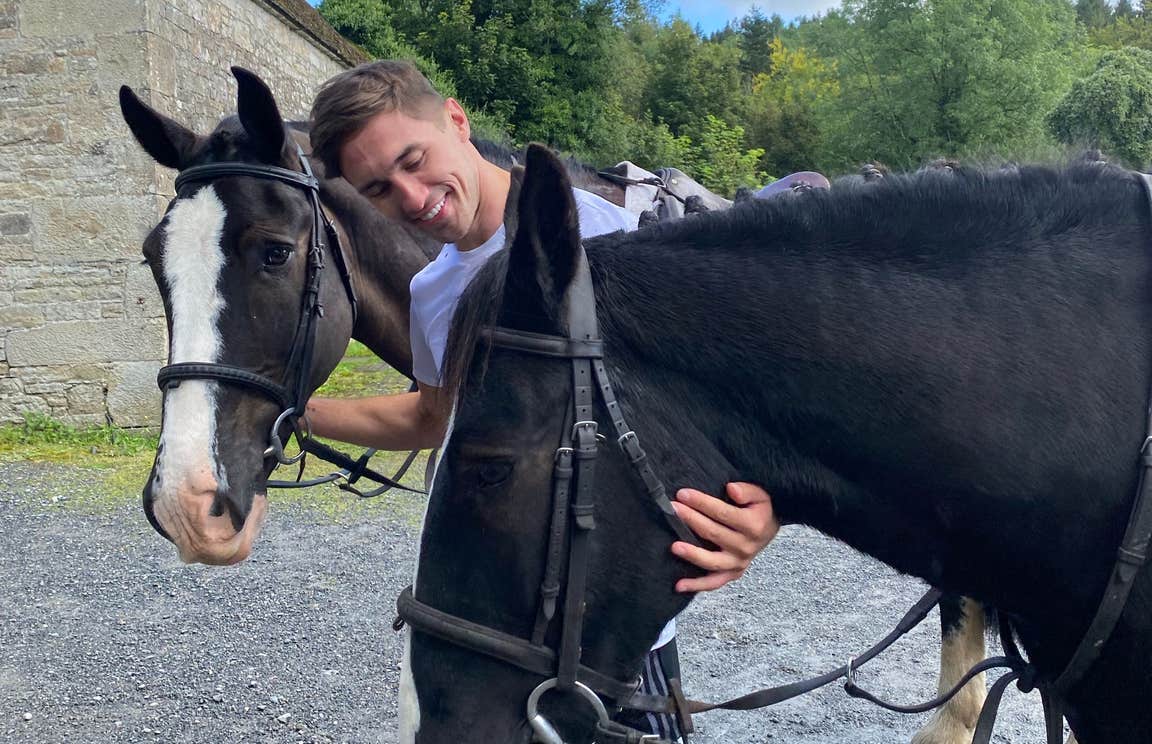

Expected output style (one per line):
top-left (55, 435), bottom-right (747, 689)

top-left (0, 341), bottom-right (430, 523)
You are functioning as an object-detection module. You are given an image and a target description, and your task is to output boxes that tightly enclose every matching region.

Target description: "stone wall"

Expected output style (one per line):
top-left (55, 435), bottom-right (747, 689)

top-left (0, 0), bottom-right (366, 427)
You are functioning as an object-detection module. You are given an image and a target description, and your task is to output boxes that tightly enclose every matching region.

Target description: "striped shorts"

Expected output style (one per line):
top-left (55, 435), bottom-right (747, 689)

top-left (612, 637), bottom-right (685, 743)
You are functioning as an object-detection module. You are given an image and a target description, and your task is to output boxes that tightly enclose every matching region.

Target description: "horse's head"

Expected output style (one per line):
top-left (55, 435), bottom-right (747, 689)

top-left (120, 68), bottom-right (355, 565)
top-left (400, 145), bottom-right (699, 743)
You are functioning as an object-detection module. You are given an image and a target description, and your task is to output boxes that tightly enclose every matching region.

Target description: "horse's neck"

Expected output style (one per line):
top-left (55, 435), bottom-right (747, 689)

top-left (589, 196), bottom-right (1148, 617)
top-left (320, 177), bottom-right (434, 379)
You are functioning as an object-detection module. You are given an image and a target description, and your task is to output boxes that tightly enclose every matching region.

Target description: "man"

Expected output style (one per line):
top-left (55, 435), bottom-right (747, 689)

top-left (306, 60), bottom-right (778, 741)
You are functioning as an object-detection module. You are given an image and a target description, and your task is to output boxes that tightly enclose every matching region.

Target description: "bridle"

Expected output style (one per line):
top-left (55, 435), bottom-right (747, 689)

top-left (397, 248), bottom-right (696, 743)
top-left (156, 144), bottom-right (415, 493)
top-left (159, 143), bottom-right (353, 465)
top-left (396, 172), bottom-right (1152, 744)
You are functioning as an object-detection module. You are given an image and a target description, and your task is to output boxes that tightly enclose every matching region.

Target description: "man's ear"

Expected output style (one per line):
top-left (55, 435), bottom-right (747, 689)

top-left (444, 98), bottom-right (471, 142)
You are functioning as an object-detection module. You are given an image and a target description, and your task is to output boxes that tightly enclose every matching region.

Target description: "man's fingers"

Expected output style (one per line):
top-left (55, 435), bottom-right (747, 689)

top-left (670, 540), bottom-right (744, 573)
top-left (726, 481), bottom-right (772, 506)
top-left (671, 500), bottom-right (742, 548)
top-left (676, 570), bottom-right (742, 594)
top-left (675, 488), bottom-right (746, 530)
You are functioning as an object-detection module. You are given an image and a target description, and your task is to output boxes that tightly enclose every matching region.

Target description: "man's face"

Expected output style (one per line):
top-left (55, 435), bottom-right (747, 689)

top-left (339, 99), bottom-right (481, 246)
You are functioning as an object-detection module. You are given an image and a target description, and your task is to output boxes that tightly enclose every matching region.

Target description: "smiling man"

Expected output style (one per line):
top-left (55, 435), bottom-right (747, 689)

top-left (306, 60), bottom-right (778, 742)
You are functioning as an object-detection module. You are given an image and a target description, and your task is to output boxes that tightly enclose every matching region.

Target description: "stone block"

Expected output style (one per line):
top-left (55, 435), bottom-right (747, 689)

top-left (59, 411), bottom-right (107, 428)
top-left (0, 377), bottom-right (22, 397)
top-left (6, 319), bottom-right (166, 366)
top-left (0, 305), bottom-right (45, 328)
top-left (30, 195), bottom-right (155, 262)
top-left (66, 383), bottom-right (105, 414)
top-left (0, 396), bottom-right (47, 424)
top-left (107, 360), bottom-right (160, 427)
top-left (124, 261), bottom-right (163, 319)
top-left (44, 301), bottom-right (103, 322)
top-left (0, 213), bottom-right (30, 235)
top-left (3, 50), bottom-right (65, 75)
top-left (20, 0), bottom-right (145, 37)
top-left (23, 381), bottom-right (65, 395)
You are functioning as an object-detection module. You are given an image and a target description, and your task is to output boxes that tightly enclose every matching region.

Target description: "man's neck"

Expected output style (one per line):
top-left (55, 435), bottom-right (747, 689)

top-left (456, 158), bottom-right (512, 252)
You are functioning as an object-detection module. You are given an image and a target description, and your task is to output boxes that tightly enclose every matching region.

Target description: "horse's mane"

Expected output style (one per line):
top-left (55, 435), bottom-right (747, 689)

top-left (442, 161), bottom-right (1143, 396)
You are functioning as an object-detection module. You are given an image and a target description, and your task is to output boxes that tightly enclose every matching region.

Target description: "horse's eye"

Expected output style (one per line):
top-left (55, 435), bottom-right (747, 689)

top-left (476, 461), bottom-right (513, 489)
top-left (263, 243), bottom-right (294, 268)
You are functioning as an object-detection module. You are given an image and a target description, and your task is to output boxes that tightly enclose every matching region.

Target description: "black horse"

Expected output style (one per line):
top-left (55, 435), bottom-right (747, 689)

top-left (120, 69), bottom-right (1000, 744)
top-left (402, 144), bottom-right (1152, 743)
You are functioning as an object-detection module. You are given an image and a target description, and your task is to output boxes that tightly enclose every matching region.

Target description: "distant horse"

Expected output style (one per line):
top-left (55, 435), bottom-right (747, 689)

top-left (120, 69), bottom-right (998, 744)
top-left (398, 144), bottom-right (1152, 743)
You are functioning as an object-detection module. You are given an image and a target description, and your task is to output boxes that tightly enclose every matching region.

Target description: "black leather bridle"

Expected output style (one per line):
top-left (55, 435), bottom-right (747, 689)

top-left (156, 144), bottom-right (414, 493)
top-left (396, 174), bottom-right (1152, 743)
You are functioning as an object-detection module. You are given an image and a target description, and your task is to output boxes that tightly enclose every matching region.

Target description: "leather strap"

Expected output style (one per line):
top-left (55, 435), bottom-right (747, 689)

top-left (396, 586), bottom-right (641, 703)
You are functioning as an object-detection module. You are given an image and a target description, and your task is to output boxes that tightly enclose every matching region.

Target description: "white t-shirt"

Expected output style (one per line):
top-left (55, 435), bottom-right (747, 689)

top-left (410, 187), bottom-right (677, 650)
top-left (410, 187), bottom-right (638, 387)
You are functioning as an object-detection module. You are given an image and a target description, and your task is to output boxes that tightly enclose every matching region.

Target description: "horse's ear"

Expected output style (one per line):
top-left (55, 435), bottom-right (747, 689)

top-left (118, 86), bottom-right (200, 170)
top-left (503, 144), bottom-right (581, 323)
top-left (232, 66), bottom-right (289, 164)
top-left (503, 164), bottom-right (525, 240)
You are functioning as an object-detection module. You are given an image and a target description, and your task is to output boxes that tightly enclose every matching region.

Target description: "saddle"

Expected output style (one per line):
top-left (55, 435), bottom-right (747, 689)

top-left (598, 161), bottom-right (733, 223)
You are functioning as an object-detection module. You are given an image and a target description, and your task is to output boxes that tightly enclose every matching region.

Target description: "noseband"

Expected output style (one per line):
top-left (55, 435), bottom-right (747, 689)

top-left (156, 144), bottom-right (358, 465)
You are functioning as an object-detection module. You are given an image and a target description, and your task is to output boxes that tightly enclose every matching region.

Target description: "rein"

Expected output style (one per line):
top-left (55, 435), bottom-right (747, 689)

top-left (396, 172), bottom-right (1152, 743)
top-left (158, 145), bottom-right (420, 496)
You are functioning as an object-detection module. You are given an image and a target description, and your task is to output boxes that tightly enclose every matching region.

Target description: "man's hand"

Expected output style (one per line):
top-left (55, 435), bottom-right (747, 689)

top-left (670, 482), bottom-right (779, 593)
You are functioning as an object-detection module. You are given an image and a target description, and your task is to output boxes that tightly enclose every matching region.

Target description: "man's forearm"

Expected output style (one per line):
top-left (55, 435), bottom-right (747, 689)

top-left (306, 392), bottom-right (446, 451)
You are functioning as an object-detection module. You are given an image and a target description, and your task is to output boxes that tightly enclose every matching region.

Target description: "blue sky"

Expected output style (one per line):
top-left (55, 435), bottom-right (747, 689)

top-left (660, 0), bottom-right (841, 34)
top-left (309, 0), bottom-right (844, 40)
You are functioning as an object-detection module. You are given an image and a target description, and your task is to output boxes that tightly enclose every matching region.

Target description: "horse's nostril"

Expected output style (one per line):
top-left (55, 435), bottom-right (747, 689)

top-left (211, 491), bottom-right (250, 533)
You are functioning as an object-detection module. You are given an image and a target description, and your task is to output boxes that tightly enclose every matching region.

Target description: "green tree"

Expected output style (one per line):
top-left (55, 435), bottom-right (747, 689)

top-left (1075, 0), bottom-right (1113, 28)
top-left (1091, 15), bottom-right (1152, 50)
top-left (737, 8), bottom-right (785, 78)
top-left (682, 115), bottom-right (765, 195)
top-left (643, 18), bottom-right (744, 135)
top-left (810, 0), bottom-right (1084, 170)
top-left (744, 37), bottom-right (838, 176)
top-left (1047, 47), bottom-right (1152, 167)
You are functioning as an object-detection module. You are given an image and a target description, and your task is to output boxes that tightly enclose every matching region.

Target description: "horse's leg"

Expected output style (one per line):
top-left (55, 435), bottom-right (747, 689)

top-left (911, 595), bottom-right (987, 744)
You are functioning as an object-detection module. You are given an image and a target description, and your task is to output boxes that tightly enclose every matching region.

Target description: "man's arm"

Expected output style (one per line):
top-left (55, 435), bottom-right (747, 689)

top-left (671, 482), bottom-right (779, 593)
top-left (306, 383), bottom-right (452, 451)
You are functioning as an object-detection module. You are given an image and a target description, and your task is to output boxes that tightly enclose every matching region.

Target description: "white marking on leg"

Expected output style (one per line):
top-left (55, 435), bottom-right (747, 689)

top-left (155, 187), bottom-right (230, 500)
top-left (398, 632), bottom-right (420, 744)
top-left (913, 598), bottom-right (987, 744)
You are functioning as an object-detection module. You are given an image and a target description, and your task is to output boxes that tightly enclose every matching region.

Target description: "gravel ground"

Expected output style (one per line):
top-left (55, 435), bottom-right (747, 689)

top-left (0, 460), bottom-right (1054, 743)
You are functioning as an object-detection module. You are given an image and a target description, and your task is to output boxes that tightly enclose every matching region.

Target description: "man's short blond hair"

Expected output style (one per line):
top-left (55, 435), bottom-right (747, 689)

top-left (310, 60), bottom-right (445, 177)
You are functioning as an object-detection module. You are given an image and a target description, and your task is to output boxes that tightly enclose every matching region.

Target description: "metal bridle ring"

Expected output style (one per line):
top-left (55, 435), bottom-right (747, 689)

top-left (264, 408), bottom-right (310, 465)
top-left (526, 678), bottom-right (609, 744)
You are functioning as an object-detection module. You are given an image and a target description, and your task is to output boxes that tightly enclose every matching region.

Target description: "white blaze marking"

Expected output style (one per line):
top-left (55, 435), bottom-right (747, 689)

top-left (398, 402), bottom-right (457, 743)
top-left (156, 186), bottom-right (230, 497)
